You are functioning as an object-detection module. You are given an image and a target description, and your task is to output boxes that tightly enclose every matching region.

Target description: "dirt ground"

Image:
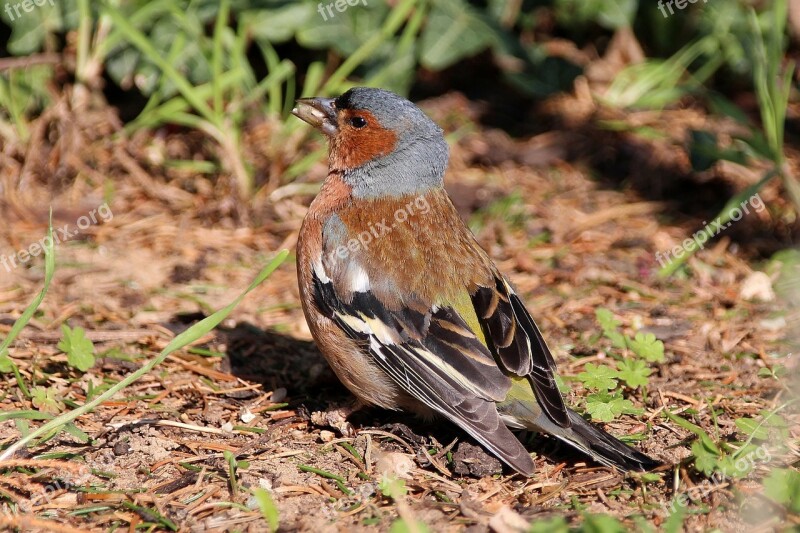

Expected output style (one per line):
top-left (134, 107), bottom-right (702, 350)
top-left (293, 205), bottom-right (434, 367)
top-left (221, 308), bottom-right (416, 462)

top-left (0, 90), bottom-right (797, 532)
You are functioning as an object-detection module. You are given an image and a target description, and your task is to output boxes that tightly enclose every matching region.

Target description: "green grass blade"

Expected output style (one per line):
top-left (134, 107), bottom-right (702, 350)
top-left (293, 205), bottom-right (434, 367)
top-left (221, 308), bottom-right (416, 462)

top-left (323, 0), bottom-right (418, 93)
top-left (0, 250), bottom-right (289, 461)
top-left (257, 40), bottom-right (285, 117)
top-left (664, 410), bottom-right (721, 455)
top-left (300, 61), bottom-right (325, 98)
top-left (0, 411), bottom-right (54, 423)
top-left (101, 2), bottom-right (217, 126)
top-left (134, 32), bottom-right (188, 123)
top-left (95, 2), bottom-right (174, 59)
top-left (75, 0), bottom-right (92, 84)
top-left (252, 488), bottom-right (280, 532)
top-left (0, 215), bottom-right (56, 370)
top-left (366, 1), bottom-right (427, 89)
top-left (127, 70), bottom-right (243, 133)
top-left (658, 169), bottom-right (776, 277)
top-left (240, 60), bottom-right (296, 112)
top-left (212, 0), bottom-right (230, 120)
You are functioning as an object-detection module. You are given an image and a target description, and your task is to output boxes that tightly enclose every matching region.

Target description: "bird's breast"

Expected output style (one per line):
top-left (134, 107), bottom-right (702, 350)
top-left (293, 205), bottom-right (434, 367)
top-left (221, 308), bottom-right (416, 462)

top-left (328, 187), bottom-right (494, 307)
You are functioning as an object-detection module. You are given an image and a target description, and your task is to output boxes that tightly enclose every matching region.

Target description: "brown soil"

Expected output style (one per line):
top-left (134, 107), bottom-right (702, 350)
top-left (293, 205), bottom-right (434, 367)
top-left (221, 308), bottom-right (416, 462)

top-left (0, 89), bottom-right (797, 532)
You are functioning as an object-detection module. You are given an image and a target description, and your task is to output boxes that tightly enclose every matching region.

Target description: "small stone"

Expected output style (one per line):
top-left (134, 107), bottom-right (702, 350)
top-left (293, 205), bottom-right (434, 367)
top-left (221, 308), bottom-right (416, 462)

top-left (488, 505), bottom-right (530, 533)
top-left (373, 450), bottom-right (415, 479)
top-left (760, 316), bottom-right (786, 332)
top-left (113, 440), bottom-right (130, 456)
top-left (452, 442), bottom-right (503, 478)
top-left (740, 271), bottom-right (776, 302)
top-left (240, 407), bottom-right (256, 424)
top-left (271, 388), bottom-right (287, 403)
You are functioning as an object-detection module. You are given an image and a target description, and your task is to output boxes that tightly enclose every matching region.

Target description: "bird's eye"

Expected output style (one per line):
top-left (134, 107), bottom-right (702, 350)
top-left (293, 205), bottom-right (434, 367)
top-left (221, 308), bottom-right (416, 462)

top-left (349, 116), bottom-right (367, 129)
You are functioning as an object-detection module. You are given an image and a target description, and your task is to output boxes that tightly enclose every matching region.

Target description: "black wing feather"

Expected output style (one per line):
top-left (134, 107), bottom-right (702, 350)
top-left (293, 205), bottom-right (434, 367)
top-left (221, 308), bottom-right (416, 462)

top-left (312, 271), bottom-right (535, 474)
top-left (472, 277), bottom-right (571, 428)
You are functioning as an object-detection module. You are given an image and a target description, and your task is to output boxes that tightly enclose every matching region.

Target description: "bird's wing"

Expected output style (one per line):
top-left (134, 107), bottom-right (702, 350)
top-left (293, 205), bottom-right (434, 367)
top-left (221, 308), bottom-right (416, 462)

top-left (472, 275), bottom-right (570, 428)
top-left (310, 258), bottom-right (535, 474)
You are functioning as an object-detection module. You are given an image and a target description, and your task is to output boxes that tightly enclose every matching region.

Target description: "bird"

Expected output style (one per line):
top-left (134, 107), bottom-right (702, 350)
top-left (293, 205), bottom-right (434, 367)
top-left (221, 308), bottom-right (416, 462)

top-left (292, 87), bottom-right (660, 475)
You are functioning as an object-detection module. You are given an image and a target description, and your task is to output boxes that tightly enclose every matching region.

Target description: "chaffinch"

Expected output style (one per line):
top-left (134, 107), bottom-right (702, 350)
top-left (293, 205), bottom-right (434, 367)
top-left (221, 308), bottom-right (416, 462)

top-left (292, 87), bottom-right (659, 475)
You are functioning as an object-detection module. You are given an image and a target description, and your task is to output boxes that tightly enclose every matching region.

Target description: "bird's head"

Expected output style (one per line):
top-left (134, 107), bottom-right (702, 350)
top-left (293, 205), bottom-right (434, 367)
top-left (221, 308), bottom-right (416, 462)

top-left (292, 87), bottom-right (449, 198)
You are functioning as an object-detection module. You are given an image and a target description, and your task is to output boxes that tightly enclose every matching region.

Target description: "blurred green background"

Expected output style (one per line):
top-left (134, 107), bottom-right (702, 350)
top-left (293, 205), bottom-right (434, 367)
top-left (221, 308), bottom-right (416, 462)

top-left (0, 0), bottom-right (797, 269)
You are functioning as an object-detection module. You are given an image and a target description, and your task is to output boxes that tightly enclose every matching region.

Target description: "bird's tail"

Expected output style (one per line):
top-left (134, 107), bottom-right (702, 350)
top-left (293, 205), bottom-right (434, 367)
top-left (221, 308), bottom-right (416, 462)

top-left (500, 379), bottom-right (661, 472)
top-left (546, 410), bottom-right (661, 472)
top-left (501, 397), bottom-right (660, 471)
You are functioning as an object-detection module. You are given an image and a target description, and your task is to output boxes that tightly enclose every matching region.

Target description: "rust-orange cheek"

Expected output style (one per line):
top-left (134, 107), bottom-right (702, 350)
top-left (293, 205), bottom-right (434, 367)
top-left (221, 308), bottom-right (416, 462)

top-left (331, 110), bottom-right (398, 170)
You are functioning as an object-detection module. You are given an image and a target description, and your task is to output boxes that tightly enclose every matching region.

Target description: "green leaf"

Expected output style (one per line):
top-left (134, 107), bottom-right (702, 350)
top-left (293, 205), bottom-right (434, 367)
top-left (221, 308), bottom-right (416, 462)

top-left (582, 513), bottom-right (628, 533)
top-left (688, 129), bottom-right (748, 172)
top-left (757, 367), bottom-right (773, 378)
top-left (389, 518), bottom-right (431, 533)
top-left (63, 422), bottom-right (90, 443)
top-left (735, 412), bottom-right (788, 442)
top-left (528, 517), bottom-right (569, 533)
top-left (663, 504), bottom-right (686, 533)
top-left (665, 411), bottom-right (721, 455)
top-left (595, 308), bottom-right (626, 349)
top-left (757, 365), bottom-right (787, 379)
top-left (595, 308), bottom-right (620, 332)
top-left (378, 474), bottom-right (407, 501)
top-left (224, 449), bottom-right (239, 496)
top-left (419, 0), bottom-right (497, 70)
top-left (30, 386), bottom-right (64, 414)
top-left (554, 0), bottom-right (636, 30)
top-left (0, 250), bottom-right (289, 462)
top-left (585, 391), bottom-right (640, 422)
top-left (763, 468), bottom-right (800, 513)
top-left (0, 354), bottom-right (12, 373)
top-left (735, 417), bottom-right (768, 440)
top-left (247, 4), bottom-right (315, 44)
top-left (691, 440), bottom-right (720, 476)
top-left (638, 473), bottom-right (662, 483)
top-left (626, 332), bottom-right (665, 363)
top-left (688, 129), bottom-right (719, 172)
top-left (2, 0), bottom-right (77, 55)
top-left (14, 419), bottom-right (29, 437)
top-left (57, 324), bottom-right (96, 372)
top-left (616, 358), bottom-right (652, 388)
top-left (760, 409), bottom-right (789, 427)
top-left (252, 488), bottom-right (279, 533)
top-left (577, 363), bottom-right (619, 391)
top-left (715, 454), bottom-right (755, 478)
top-left (0, 410), bottom-right (54, 423)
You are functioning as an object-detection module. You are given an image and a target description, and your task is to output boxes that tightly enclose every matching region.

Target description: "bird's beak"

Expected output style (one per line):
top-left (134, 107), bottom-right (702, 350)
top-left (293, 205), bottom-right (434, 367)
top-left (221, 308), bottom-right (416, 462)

top-left (292, 97), bottom-right (338, 135)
